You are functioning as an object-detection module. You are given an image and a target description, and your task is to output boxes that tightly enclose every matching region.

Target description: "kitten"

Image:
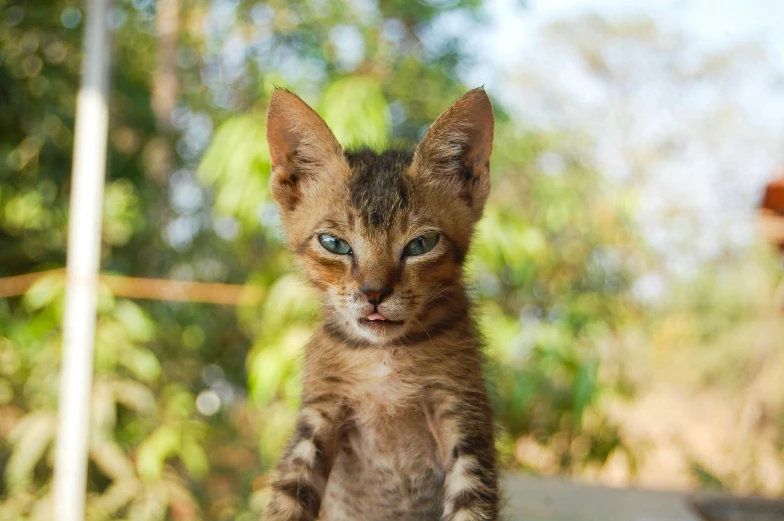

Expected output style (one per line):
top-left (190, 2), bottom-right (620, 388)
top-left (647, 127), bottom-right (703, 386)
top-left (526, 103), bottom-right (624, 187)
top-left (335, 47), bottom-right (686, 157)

top-left (264, 87), bottom-right (498, 521)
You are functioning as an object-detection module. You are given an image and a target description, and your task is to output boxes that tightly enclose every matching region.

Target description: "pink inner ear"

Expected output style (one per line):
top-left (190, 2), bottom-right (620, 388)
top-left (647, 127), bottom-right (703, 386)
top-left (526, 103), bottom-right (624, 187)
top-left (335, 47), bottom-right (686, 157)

top-left (408, 89), bottom-right (494, 220)
top-left (266, 89), bottom-right (354, 214)
top-left (459, 103), bottom-right (494, 170)
top-left (464, 124), bottom-right (493, 171)
top-left (413, 88), bottom-right (494, 179)
top-left (267, 125), bottom-right (294, 173)
top-left (266, 89), bottom-right (342, 175)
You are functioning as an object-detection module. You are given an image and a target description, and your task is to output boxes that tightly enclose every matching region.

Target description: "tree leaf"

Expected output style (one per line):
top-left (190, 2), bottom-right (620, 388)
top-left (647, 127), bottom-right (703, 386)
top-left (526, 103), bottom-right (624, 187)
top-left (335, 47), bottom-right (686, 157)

top-left (136, 425), bottom-right (181, 480)
top-left (6, 411), bottom-right (56, 490)
top-left (319, 76), bottom-right (390, 146)
top-left (22, 272), bottom-right (65, 311)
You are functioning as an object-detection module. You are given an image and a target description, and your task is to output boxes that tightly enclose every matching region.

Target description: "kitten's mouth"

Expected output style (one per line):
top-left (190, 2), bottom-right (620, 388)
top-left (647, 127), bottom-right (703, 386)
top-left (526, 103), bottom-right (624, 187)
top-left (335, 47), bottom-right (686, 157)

top-left (358, 312), bottom-right (404, 328)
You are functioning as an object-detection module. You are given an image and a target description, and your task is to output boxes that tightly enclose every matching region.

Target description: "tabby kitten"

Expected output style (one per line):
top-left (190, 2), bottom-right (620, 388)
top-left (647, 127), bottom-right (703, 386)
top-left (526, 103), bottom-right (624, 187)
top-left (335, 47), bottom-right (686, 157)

top-left (264, 87), bottom-right (498, 521)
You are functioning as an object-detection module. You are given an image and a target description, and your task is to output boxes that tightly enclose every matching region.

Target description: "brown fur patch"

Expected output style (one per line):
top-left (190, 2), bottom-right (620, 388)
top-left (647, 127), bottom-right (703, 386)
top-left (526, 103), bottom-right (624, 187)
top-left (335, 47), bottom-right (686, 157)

top-left (346, 147), bottom-right (413, 227)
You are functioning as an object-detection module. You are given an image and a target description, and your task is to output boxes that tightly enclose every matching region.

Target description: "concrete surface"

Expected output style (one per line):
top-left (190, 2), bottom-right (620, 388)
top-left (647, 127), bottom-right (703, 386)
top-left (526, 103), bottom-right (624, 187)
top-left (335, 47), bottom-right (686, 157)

top-left (503, 475), bottom-right (701, 521)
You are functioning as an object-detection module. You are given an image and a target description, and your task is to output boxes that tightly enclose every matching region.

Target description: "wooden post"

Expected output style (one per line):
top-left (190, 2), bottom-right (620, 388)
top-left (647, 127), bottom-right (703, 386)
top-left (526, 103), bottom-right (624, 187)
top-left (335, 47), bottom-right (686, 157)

top-left (52, 0), bottom-right (111, 520)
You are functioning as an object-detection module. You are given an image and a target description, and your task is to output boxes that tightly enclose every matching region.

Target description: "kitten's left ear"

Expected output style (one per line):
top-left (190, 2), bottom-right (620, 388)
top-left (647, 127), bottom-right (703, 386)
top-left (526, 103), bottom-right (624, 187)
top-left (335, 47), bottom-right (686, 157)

top-left (411, 88), bottom-right (494, 218)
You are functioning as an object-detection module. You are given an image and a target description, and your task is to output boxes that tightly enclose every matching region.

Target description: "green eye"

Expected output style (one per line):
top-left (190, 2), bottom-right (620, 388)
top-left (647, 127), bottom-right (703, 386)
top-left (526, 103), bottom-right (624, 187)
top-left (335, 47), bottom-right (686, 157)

top-left (319, 234), bottom-right (352, 255)
top-left (404, 233), bottom-right (440, 256)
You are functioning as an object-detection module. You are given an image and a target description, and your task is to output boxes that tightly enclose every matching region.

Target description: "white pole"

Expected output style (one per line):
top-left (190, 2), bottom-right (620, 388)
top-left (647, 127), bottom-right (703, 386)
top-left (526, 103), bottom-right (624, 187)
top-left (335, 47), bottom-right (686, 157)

top-left (53, 0), bottom-right (112, 520)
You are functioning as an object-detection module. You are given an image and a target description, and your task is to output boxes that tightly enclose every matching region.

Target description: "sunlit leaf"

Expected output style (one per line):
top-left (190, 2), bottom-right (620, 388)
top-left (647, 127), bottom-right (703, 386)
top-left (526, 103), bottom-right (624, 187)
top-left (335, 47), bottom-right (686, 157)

top-left (257, 403), bottom-right (296, 471)
top-left (22, 272), bottom-right (65, 311)
top-left (112, 378), bottom-right (157, 415)
top-left (258, 274), bottom-right (319, 335)
top-left (6, 411), bottom-right (56, 490)
top-left (91, 379), bottom-right (117, 435)
top-left (572, 357), bottom-right (599, 427)
top-left (248, 349), bottom-right (287, 406)
top-left (180, 437), bottom-right (209, 479)
top-left (114, 300), bottom-right (156, 343)
top-left (0, 377), bottom-right (14, 404)
top-left (118, 345), bottom-right (161, 383)
top-left (90, 479), bottom-right (141, 519)
top-left (90, 439), bottom-right (136, 480)
top-left (164, 389), bottom-right (195, 419)
top-left (127, 487), bottom-right (167, 521)
top-left (198, 113), bottom-right (271, 229)
top-left (103, 179), bottom-right (143, 246)
top-left (319, 76), bottom-right (390, 146)
top-left (136, 425), bottom-right (180, 480)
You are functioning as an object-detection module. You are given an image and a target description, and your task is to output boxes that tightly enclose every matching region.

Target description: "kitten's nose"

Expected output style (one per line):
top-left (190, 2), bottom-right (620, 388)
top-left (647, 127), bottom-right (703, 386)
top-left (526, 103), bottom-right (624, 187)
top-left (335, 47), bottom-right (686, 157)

top-left (360, 286), bottom-right (393, 306)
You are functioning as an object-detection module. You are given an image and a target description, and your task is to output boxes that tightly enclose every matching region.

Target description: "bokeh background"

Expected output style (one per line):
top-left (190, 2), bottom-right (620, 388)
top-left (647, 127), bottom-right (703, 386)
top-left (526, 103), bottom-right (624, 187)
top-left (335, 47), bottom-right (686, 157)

top-left (2, 0), bottom-right (784, 519)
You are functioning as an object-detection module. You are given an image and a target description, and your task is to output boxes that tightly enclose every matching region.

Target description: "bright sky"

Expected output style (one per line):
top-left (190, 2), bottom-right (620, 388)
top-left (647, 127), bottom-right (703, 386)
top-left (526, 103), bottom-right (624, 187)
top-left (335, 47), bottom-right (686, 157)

top-left (489, 0), bottom-right (784, 52)
top-left (472, 0), bottom-right (784, 91)
top-left (463, 0), bottom-right (784, 283)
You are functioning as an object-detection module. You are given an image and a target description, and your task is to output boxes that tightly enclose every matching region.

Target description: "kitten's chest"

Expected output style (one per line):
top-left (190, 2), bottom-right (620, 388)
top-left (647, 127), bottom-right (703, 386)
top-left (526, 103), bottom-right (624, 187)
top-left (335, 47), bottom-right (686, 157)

top-left (345, 349), bottom-right (416, 408)
top-left (340, 350), bottom-right (441, 470)
top-left (329, 360), bottom-right (444, 521)
top-left (325, 412), bottom-right (444, 521)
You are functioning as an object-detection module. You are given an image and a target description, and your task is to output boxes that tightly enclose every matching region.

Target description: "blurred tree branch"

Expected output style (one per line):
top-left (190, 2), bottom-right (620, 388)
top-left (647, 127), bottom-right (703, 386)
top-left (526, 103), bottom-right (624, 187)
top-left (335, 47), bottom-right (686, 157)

top-left (0, 269), bottom-right (263, 305)
top-left (148, 0), bottom-right (180, 186)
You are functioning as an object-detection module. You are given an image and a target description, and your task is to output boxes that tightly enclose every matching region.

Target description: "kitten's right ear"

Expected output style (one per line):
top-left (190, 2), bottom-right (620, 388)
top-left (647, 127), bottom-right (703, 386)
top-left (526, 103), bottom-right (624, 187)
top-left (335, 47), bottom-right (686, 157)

top-left (266, 89), bottom-right (344, 211)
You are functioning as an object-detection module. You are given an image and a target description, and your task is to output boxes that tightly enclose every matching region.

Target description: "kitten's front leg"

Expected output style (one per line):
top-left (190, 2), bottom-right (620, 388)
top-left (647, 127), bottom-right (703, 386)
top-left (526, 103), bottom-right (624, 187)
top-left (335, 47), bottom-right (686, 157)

top-left (266, 396), bottom-right (343, 521)
top-left (426, 389), bottom-right (500, 521)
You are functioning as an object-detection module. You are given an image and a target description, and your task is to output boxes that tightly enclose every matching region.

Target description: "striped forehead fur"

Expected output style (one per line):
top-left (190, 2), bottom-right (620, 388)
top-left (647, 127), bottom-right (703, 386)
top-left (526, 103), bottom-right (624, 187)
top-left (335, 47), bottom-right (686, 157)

top-left (345, 146), bottom-right (414, 227)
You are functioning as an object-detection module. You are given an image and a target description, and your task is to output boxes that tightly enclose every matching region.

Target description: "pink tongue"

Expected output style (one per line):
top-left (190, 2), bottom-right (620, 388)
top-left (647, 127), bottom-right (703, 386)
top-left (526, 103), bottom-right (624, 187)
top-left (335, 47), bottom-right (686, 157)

top-left (367, 312), bottom-right (387, 321)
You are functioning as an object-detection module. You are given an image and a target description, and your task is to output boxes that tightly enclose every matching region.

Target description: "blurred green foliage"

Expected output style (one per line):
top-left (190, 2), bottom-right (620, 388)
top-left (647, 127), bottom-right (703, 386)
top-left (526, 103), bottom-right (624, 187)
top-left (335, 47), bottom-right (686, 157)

top-left (0, 0), bottom-right (640, 518)
top-left (2, 0), bottom-right (781, 520)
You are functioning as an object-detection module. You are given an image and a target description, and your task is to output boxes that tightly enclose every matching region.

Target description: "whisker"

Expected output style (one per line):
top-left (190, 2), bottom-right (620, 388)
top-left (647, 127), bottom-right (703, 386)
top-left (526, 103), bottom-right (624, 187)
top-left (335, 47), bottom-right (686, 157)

top-left (426, 286), bottom-right (452, 306)
top-left (413, 317), bottom-right (434, 347)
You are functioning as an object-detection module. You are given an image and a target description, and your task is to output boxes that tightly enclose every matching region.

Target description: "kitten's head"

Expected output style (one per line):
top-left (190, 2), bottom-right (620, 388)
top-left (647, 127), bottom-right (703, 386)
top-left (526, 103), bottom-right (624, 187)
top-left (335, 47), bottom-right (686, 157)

top-left (266, 88), bottom-right (493, 345)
